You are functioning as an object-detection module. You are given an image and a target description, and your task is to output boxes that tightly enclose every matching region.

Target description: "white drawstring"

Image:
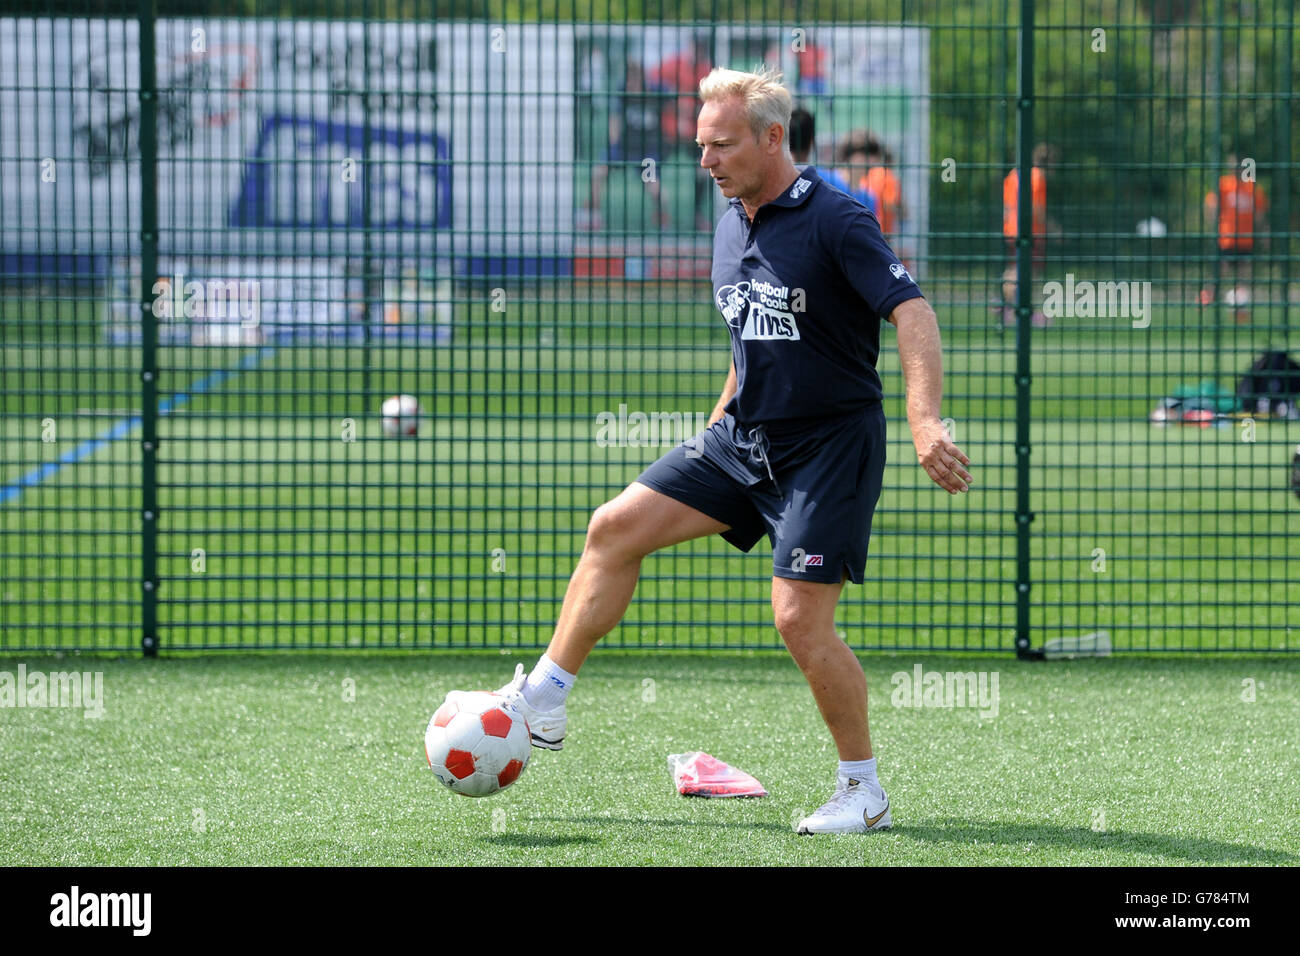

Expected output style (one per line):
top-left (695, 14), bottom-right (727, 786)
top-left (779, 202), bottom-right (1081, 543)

top-left (741, 424), bottom-right (780, 495)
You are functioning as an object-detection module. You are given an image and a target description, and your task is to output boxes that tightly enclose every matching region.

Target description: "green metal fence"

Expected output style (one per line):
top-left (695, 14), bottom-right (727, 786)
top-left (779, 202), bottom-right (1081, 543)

top-left (1, 1), bottom-right (1295, 654)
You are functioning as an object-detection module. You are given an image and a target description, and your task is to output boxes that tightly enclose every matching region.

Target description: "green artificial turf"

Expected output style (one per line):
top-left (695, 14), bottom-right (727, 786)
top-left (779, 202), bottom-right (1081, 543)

top-left (1, 652), bottom-right (1296, 866)
top-left (3, 319), bottom-right (1299, 652)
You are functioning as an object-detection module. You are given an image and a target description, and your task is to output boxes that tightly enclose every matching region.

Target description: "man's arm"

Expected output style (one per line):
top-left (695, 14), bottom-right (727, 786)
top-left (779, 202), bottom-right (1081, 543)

top-left (708, 361), bottom-right (737, 426)
top-left (889, 297), bottom-right (972, 495)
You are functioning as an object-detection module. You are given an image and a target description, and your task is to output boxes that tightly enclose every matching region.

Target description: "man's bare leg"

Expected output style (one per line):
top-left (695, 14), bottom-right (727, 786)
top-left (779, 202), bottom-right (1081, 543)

top-left (771, 575), bottom-right (872, 760)
top-left (780, 572), bottom-right (891, 833)
top-left (545, 481), bottom-right (728, 674)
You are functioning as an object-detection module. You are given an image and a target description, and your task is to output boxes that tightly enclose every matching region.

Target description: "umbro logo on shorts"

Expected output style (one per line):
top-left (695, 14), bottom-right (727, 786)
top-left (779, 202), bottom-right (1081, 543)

top-left (790, 548), bottom-right (823, 571)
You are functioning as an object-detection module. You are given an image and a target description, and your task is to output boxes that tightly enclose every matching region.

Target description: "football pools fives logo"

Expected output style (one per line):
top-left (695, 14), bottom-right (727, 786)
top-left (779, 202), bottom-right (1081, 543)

top-left (715, 280), bottom-right (801, 341)
top-left (716, 280), bottom-right (750, 329)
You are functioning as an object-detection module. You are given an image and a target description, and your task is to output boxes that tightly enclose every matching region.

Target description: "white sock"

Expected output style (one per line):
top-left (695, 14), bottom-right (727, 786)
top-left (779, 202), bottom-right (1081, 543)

top-left (521, 654), bottom-right (576, 711)
top-left (839, 757), bottom-right (883, 798)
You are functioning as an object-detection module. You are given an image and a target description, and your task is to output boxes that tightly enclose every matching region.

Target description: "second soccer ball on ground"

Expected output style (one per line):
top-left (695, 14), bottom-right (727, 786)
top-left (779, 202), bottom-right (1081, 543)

top-left (381, 394), bottom-right (422, 437)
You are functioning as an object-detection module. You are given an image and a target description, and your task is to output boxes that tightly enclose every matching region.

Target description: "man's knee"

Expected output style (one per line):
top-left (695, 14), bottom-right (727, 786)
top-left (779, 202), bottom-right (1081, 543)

top-left (773, 593), bottom-right (831, 648)
top-left (584, 498), bottom-right (643, 562)
top-left (772, 573), bottom-right (847, 655)
top-left (771, 597), bottom-right (798, 642)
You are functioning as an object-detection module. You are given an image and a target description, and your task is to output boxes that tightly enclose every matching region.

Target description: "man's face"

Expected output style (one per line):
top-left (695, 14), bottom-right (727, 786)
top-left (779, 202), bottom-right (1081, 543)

top-left (846, 150), bottom-right (871, 186)
top-left (696, 97), bottom-right (773, 203)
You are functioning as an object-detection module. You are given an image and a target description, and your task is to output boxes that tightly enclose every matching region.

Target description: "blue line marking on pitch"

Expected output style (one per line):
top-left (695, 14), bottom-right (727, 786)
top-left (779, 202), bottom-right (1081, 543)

top-left (0, 346), bottom-right (276, 506)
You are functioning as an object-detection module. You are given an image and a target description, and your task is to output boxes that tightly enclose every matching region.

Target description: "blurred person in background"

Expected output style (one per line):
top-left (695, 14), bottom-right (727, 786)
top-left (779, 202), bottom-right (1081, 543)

top-left (1203, 151), bottom-right (1268, 324)
top-left (787, 108), bottom-right (877, 214)
top-left (651, 33), bottom-right (716, 231)
top-left (862, 138), bottom-right (904, 240)
top-left (582, 59), bottom-right (669, 230)
top-left (1000, 142), bottom-right (1058, 327)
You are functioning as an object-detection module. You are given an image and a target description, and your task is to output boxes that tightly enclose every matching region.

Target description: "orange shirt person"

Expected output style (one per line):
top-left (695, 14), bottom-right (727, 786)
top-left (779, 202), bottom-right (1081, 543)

top-left (999, 143), bottom-right (1056, 326)
top-left (861, 142), bottom-right (903, 236)
top-left (1204, 156), bottom-right (1267, 251)
top-left (1003, 166), bottom-right (1045, 252)
top-left (1002, 166), bottom-right (1047, 241)
top-left (1002, 142), bottom-right (1056, 267)
top-left (1203, 153), bottom-right (1268, 319)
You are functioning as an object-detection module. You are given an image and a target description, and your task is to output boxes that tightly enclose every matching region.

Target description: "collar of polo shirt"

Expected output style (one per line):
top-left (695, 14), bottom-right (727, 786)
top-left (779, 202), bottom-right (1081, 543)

top-left (729, 166), bottom-right (824, 217)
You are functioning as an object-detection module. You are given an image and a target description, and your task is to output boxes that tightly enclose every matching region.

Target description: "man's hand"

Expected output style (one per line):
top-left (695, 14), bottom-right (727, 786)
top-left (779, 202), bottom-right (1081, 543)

top-left (708, 361), bottom-right (738, 426)
top-left (889, 297), bottom-right (973, 495)
top-left (911, 417), bottom-right (972, 494)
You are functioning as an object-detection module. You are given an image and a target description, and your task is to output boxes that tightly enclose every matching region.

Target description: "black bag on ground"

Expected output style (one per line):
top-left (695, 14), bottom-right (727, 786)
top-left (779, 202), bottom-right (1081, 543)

top-left (1237, 350), bottom-right (1300, 414)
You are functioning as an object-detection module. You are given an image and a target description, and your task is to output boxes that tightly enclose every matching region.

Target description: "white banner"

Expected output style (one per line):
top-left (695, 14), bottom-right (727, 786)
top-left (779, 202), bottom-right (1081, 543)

top-left (0, 19), bottom-right (575, 259)
top-left (1, 20), bottom-right (927, 274)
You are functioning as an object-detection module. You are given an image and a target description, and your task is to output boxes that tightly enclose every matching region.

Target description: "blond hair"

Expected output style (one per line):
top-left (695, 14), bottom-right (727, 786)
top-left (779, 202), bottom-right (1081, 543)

top-left (698, 66), bottom-right (793, 146)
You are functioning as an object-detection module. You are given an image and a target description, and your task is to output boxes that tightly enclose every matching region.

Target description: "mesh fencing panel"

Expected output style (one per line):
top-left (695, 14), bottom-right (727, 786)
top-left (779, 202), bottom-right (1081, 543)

top-left (1, 1), bottom-right (1295, 653)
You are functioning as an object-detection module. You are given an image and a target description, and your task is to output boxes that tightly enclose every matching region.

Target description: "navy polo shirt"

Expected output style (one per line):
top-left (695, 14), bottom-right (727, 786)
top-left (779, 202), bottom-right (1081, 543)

top-left (711, 166), bottom-right (924, 425)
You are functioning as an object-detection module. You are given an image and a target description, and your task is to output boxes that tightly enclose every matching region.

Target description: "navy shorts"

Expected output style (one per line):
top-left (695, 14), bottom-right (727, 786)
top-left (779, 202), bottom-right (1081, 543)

top-left (635, 405), bottom-right (887, 584)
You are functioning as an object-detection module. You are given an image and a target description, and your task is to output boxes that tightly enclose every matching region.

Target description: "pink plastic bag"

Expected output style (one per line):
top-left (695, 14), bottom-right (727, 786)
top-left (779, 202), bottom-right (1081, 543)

top-left (667, 751), bottom-right (768, 798)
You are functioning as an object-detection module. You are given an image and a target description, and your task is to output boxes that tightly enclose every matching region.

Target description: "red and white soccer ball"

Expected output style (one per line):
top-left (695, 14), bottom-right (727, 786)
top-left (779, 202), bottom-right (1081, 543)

top-left (382, 394), bottom-right (421, 437)
top-left (424, 692), bottom-right (531, 797)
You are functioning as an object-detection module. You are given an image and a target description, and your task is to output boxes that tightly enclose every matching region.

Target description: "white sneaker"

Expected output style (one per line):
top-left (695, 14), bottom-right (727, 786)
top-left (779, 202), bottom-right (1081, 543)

top-left (489, 663), bottom-right (567, 751)
top-left (795, 773), bottom-right (892, 834)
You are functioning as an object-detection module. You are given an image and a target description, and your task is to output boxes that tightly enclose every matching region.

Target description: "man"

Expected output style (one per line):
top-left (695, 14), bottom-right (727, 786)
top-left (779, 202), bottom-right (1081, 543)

top-left (474, 67), bottom-right (971, 834)
top-left (582, 59), bottom-right (670, 230)
top-left (650, 34), bottom-right (716, 231)
top-left (1203, 151), bottom-right (1268, 323)
top-left (1000, 142), bottom-right (1057, 326)
top-left (862, 139), bottom-right (904, 238)
top-left (787, 107), bottom-right (877, 213)
top-left (651, 34), bottom-right (714, 149)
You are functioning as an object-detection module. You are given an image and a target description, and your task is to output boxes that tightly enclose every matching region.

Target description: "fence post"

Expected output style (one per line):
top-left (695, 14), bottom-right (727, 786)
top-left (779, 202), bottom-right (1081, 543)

top-left (138, 0), bottom-right (160, 657)
top-left (1279, 0), bottom-right (1294, 339)
top-left (1013, 0), bottom-right (1035, 658)
top-left (362, 16), bottom-right (375, 412)
top-left (1211, 0), bottom-right (1224, 385)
